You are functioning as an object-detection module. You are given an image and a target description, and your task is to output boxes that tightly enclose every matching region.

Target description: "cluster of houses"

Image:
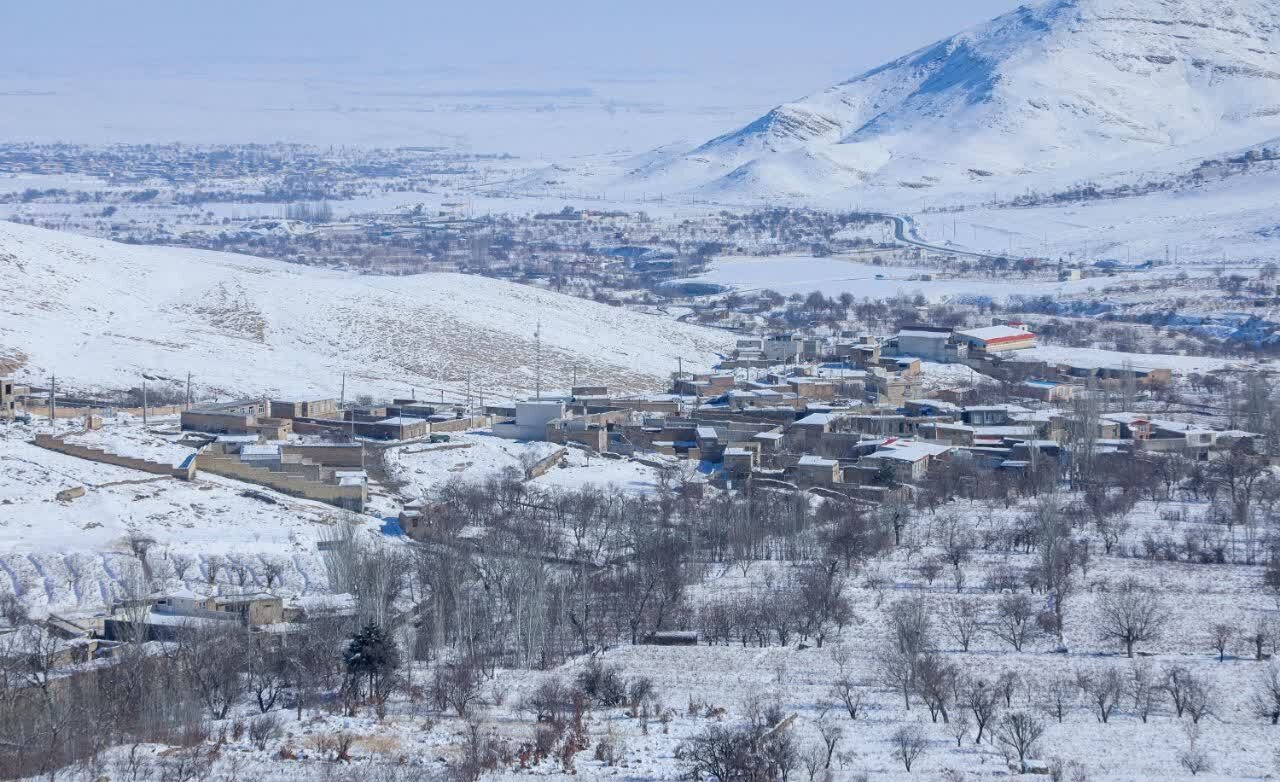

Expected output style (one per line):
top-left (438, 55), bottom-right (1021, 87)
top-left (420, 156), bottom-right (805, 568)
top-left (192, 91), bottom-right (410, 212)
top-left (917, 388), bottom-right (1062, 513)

top-left (446, 322), bottom-right (1255, 504)
top-left (175, 396), bottom-right (496, 512)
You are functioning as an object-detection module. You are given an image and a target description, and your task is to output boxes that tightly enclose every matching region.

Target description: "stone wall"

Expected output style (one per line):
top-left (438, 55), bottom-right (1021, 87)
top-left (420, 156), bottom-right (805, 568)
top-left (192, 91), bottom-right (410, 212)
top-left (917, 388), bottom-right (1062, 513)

top-left (428, 415), bottom-right (492, 433)
top-left (524, 447), bottom-right (568, 480)
top-left (33, 434), bottom-right (195, 480)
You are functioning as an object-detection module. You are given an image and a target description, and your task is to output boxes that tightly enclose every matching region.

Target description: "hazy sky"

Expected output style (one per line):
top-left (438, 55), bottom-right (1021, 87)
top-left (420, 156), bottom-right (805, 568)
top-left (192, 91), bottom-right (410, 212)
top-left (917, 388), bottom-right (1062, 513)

top-left (0, 1), bottom-right (1026, 151)
top-left (8, 0), bottom-right (1021, 81)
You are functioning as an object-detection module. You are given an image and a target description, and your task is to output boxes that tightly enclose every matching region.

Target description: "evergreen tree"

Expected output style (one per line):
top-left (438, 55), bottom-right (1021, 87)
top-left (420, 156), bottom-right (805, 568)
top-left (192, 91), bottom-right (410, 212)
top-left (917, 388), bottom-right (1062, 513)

top-left (344, 623), bottom-right (399, 699)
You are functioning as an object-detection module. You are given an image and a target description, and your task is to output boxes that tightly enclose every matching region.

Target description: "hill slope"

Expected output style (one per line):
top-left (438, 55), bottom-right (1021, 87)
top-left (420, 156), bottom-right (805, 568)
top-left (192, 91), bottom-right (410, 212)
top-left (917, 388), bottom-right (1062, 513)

top-left (627, 0), bottom-right (1280, 200)
top-left (0, 222), bottom-right (730, 400)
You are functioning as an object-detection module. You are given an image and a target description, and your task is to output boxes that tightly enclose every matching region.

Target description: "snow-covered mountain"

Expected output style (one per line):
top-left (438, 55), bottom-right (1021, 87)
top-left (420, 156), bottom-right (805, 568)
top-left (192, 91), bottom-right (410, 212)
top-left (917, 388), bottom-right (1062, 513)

top-left (626, 0), bottom-right (1280, 200)
top-left (0, 222), bottom-right (730, 400)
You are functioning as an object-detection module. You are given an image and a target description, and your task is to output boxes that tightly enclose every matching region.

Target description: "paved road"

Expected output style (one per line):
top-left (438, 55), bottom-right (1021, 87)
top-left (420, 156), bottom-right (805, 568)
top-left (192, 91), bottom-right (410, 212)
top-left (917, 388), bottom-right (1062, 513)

top-left (869, 213), bottom-right (1000, 261)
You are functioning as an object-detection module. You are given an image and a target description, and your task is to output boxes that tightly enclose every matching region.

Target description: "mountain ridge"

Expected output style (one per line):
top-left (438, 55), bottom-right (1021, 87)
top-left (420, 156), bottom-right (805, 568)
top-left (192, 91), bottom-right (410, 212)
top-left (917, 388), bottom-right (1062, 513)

top-left (624, 0), bottom-right (1280, 200)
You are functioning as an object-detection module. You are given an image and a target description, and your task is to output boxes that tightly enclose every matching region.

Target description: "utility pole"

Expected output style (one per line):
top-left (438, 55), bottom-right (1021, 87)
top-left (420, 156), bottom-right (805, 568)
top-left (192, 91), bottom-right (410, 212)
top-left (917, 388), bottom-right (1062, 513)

top-left (49, 374), bottom-right (56, 422)
top-left (535, 320), bottom-right (542, 401)
top-left (185, 372), bottom-right (192, 411)
top-left (142, 379), bottom-right (148, 428)
top-left (339, 372), bottom-right (346, 408)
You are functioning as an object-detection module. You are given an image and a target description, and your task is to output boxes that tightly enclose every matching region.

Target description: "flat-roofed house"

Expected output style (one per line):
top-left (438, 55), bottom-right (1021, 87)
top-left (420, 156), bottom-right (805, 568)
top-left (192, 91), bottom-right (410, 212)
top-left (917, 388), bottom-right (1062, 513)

top-left (895, 327), bottom-right (953, 363)
top-left (271, 399), bottom-right (339, 419)
top-left (793, 454), bottom-right (841, 486)
top-left (1020, 380), bottom-right (1075, 403)
top-left (859, 438), bottom-right (954, 483)
top-left (955, 325), bottom-right (1037, 354)
top-left (0, 377), bottom-right (18, 419)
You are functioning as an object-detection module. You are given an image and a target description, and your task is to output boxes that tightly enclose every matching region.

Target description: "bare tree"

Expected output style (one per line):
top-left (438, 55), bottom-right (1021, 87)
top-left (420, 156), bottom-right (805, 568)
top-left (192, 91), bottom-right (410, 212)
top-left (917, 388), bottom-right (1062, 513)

top-left (1251, 661), bottom-right (1280, 724)
top-left (246, 633), bottom-right (286, 714)
top-left (878, 596), bottom-right (934, 710)
top-left (167, 621), bottom-right (248, 720)
top-left (1178, 724), bottom-right (1212, 776)
top-left (1208, 622), bottom-right (1234, 662)
top-left (1079, 667), bottom-right (1124, 724)
top-left (815, 715), bottom-right (843, 770)
top-left (992, 594), bottom-right (1037, 652)
top-left (828, 647), bottom-right (865, 720)
top-left (436, 659), bottom-right (483, 717)
top-left (1129, 660), bottom-right (1157, 723)
top-left (887, 595), bottom-right (933, 655)
top-left (941, 598), bottom-right (982, 652)
top-left (947, 710), bottom-right (972, 748)
top-left (959, 677), bottom-right (1001, 744)
top-left (169, 551), bottom-right (196, 582)
top-left (1248, 616), bottom-right (1277, 662)
top-left (994, 712), bottom-right (1045, 774)
top-left (1096, 580), bottom-right (1167, 658)
top-left (890, 724), bottom-right (928, 772)
top-left (261, 555), bottom-right (288, 590)
top-left (1162, 665), bottom-right (1204, 719)
top-left (1038, 674), bottom-right (1075, 723)
top-left (1182, 675), bottom-right (1216, 724)
top-left (914, 652), bottom-right (957, 723)
top-left (124, 532), bottom-right (157, 582)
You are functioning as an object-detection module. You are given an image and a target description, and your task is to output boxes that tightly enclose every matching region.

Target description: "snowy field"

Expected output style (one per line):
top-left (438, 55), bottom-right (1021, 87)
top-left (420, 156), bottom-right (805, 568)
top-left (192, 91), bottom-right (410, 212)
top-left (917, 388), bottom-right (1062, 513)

top-left (677, 254), bottom-right (1179, 302)
top-left (1013, 345), bottom-right (1260, 374)
top-left (384, 432), bottom-right (668, 500)
top-left (919, 171), bottom-right (1280, 266)
top-left (61, 415), bottom-right (195, 466)
top-left (0, 221), bottom-right (732, 402)
top-left (384, 434), bottom-right (563, 499)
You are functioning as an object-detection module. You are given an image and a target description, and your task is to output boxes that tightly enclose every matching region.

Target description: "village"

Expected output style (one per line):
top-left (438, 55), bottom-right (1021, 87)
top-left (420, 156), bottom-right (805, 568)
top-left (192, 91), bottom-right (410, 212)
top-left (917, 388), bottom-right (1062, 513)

top-left (1, 305), bottom-right (1269, 643)
top-left (4, 165), bottom-right (1280, 780)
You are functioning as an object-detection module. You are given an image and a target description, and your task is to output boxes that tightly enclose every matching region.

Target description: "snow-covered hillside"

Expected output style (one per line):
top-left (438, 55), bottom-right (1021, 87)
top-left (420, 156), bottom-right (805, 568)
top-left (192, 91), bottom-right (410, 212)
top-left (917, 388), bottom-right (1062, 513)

top-left (0, 221), bottom-right (731, 400)
top-left (627, 0), bottom-right (1280, 200)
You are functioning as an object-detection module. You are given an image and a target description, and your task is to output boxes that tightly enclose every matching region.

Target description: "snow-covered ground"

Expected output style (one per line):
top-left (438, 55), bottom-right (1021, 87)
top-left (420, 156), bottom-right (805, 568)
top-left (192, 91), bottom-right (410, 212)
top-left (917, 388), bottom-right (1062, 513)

top-left (532, 447), bottom-right (665, 494)
top-left (384, 432), bottom-right (669, 499)
top-left (1013, 345), bottom-right (1258, 374)
top-left (384, 433), bottom-right (562, 499)
top-left (0, 420), bottom-right (370, 617)
top-left (0, 221), bottom-right (732, 402)
top-left (675, 254), bottom-right (1180, 302)
top-left (915, 170), bottom-right (1280, 266)
top-left (61, 415), bottom-right (195, 466)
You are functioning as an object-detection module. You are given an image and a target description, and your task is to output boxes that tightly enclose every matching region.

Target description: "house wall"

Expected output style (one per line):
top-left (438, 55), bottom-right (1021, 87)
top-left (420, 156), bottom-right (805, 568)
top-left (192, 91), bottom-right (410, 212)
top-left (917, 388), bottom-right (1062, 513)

top-left (281, 444), bottom-right (365, 467)
top-left (195, 450), bottom-right (365, 510)
top-left (26, 404), bottom-right (186, 420)
top-left (1, 378), bottom-right (15, 419)
top-left (897, 335), bottom-right (950, 362)
top-left (550, 427), bottom-right (608, 451)
top-left (428, 415), bottom-right (491, 433)
top-left (182, 410), bottom-right (255, 434)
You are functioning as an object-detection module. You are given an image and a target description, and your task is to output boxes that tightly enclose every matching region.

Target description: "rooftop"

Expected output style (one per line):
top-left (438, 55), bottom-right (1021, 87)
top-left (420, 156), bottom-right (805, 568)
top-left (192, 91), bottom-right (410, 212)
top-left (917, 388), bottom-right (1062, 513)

top-left (957, 325), bottom-right (1035, 344)
top-left (798, 455), bottom-right (838, 467)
